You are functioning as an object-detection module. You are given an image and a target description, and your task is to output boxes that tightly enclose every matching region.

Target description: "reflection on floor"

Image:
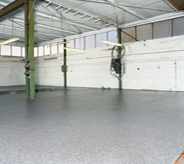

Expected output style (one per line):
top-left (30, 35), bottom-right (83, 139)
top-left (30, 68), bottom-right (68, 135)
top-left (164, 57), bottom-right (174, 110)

top-left (0, 88), bottom-right (183, 164)
top-left (0, 85), bottom-right (64, 95)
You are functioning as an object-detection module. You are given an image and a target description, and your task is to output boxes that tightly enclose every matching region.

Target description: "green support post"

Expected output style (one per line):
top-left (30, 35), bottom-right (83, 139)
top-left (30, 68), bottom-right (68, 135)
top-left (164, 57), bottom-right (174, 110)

top-left (29, 0), bottom-right (35, 99)
top-left (117, 28), bottom-right (122, 90)
top-left (0, 0), bottom-right (35, 99)
top-left (0, 0), bottom-right (25, 21)
top-left (25, 0), bottom-right (30, 98)
top-left (64, 39), bottom-right (67, 88)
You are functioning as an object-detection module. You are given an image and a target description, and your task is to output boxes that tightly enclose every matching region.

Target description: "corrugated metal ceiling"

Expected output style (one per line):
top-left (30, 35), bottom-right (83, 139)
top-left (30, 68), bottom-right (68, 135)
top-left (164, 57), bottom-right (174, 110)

top-left (0, 0), bottom-right (180, 44)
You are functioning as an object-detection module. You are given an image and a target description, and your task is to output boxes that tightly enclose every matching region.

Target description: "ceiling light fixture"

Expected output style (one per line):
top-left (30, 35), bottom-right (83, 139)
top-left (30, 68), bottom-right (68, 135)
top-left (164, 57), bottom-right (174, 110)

top-left (101, 40), bottom-right (122, 46)
top-left (65, 8), bottom-right (71, 13)
top-left (0, 18), bottom-right (20, 45)
top-left (0, 38), bottom-right (20, 45)
top-left (0, 2), bottom-right (8, 6)
top-left (88, 17), bottom-right (94, 20)
top-left (73, 11), bottom-right (80, 16)
top-left (94, 19), bottom-right (100, 23)
top-left (81, 14), bottom-right (87, 18)
top-left (46, 2), bottom-right (52, 7)
top-left (64, 47), bottom-right (85, 52)
top-left (47, 41), bottom-right (69, 47)
top-left (56, 5), bottom-right (62, 10)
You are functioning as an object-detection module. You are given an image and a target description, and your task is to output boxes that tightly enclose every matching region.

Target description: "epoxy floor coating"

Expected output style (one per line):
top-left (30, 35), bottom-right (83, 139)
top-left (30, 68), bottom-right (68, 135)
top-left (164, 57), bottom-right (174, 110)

top-left (0, 88), bottom-right (184, 164)
top-left (0, 85), bottom-right (63, 92)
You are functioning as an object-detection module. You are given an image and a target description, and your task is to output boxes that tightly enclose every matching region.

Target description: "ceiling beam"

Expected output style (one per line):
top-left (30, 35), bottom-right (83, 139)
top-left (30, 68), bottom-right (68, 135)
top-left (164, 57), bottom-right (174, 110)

top-left (163, 0), bottom-right (178, 11)
top-left (0, 2), bottom-right (78, 37)
top-left (0, 0), bottom-right (43, 22)
top-left (44, 0), bottom-right (116, 26)
top-left (36, 11), bottom-right (98, 31)
top-left (38, 2), bottom-right (99, 31)
top-left (167, 0), bottom-right (184, 11)
top-left (0, 24), bottom-right (60, 39)
top-left (77, 0), bottom-right (172, 12)
top-left (103, 0), bottom-right (145, 20)
top-left (36, 11), bottom-right (184, 47)
top-left (12, 17), bottom-right (77, 35)
top-left (0, 30), bottom-right (49, 41)
top-left (119, 12), bottom-right (184, 28)
top-left (0, 0), bottom-right (24, 19)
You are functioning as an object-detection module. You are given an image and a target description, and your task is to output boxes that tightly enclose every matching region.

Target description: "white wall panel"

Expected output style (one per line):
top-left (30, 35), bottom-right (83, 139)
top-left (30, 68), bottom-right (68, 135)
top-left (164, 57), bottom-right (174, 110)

top-left (34, 35), bottom-right (184, 91)
top-left (0, 57), bottom-right (25, 86)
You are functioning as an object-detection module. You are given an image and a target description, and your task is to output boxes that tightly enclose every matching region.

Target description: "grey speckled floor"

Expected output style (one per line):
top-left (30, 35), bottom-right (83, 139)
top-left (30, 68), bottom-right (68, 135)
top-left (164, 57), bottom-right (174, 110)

top-left (0, 88), bottom-right (184, 164)
top-left (0, 85), bottom-right (63, 92)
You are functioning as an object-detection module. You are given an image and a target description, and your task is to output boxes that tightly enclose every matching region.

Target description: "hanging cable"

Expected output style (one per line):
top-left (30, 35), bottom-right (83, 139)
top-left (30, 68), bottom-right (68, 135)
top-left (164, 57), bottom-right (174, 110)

top-left (29, 0), bottom-right (37, 19)
top-left (110, 45), bottom-right (126, 79)
top-left (12, 16), bottom-right (14, 38)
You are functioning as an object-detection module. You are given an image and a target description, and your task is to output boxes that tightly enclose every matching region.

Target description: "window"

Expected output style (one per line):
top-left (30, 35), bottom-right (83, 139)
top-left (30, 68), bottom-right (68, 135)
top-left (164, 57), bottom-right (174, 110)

top-left (34, 47), bottom-right (37, 57)
top-left (96, 33), bottom-right (107, 47)
top-left (75, 38), bottom-right (84, 49)
top-left (153, 20), bottom-right (171, 39)
top-left (122, 27), bottom-right (136, 43)
top-left (59, 44), bottom-right (63, 53)
top-left (52, 45), bottom-right (57, 54)
top-left (22, 47), bottom-right (25, 57)
top-left (12, 46), bottom-right (21, 56)
top-left (68, 40), bottom-right (74, 48)
top-left (1, 45), bottom-right (11, 56)
top-left (108, 31), bottom-right (117, 43)
top-left (38, 46), bottom-right (43, 56)
top-left (173, 17), bottom-right (184, 36)
top-left (137, 24), bottom-right (152, 41)
top-left (45, 45), bottom-right (50, 55)
top-left (85, 35), bottom-right (95, 49)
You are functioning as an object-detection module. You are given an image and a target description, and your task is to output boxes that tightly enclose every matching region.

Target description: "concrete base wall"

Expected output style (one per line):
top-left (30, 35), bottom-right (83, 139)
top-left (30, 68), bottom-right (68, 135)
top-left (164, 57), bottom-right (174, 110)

top-left (123, 35), bottom-right (184, 91)
top-left (1, 35), bottom-right (183, 91)
top-left (35, 35), bottom-right (184, 91)
top-left (0, 56), bottom-right (25, 86)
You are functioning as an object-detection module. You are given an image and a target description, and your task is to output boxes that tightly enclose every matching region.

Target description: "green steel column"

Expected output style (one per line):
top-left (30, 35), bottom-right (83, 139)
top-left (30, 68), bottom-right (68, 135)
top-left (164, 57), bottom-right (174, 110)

top-left (25, 0), bottom-right (30, 98)
top-left (29, 0), bottom-right (35, 99)
top-left (117, 28), bottom-right (122, 90)
top-left (64, 39), bottom-right (67, 88)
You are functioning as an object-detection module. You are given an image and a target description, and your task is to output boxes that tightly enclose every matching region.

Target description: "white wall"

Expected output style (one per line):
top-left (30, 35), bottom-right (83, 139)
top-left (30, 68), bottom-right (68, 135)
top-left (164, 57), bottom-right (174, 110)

top-left (35, 35), bottom-right (184, 91)
top-left (0, 56), bottom-right (25, 86)
top-left (35, 55), bottom-right (64, 86)
top-left (123, 35), bottom-right (184, 91)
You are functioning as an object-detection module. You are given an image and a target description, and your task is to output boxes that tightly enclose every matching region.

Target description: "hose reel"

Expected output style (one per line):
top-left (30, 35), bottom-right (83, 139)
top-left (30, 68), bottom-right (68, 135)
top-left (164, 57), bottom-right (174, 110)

top-left (110, 45), bottom-right (126, 79)
top-left (24, 61), bottom-right (30, 77)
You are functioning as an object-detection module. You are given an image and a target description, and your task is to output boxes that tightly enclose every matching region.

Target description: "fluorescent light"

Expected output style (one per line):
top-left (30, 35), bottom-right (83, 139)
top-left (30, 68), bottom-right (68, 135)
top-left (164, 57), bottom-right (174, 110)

top-left (94, 19), bottom-right (100, 23)
top-left (47, 41), bottom-right (69, 47)
top-left (0, 2), bottom-right (8, 6)
top-left (65, 8), bottom-right (71, 13)
top-left (73, 11), bottom-right (80, 16)
top-left (64, 47), bottom-right (85, 52)
top-left (101, 40), bottom-right (122, 46)
top-left (0, 38), bottom-right (19, 45)
top-left (81, 14), bottom-right (87, 18)
top-left (88, 17), bottom-right (94, 20)
top-left (46, 2), bottom-right (52, 7)
top-left (37, 12), bottom-right (59, 21)
top-left (56, 5), bottom-right (62, 10)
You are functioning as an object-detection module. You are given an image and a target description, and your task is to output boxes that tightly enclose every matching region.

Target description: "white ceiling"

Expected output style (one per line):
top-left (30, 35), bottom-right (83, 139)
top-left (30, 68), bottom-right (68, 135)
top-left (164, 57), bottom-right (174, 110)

top-left (0, 0), bottom-right (181, 45)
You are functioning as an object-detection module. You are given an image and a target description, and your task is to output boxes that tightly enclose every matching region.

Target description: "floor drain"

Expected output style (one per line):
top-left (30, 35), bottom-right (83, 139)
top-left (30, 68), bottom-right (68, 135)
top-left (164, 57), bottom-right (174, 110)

top-left (175, 152), bottom-right (184, 164)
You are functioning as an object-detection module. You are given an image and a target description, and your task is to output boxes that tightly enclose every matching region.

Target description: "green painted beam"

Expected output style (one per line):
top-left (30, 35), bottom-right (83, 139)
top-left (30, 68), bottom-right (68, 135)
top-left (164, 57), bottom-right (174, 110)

top-left (0, 0), bottom-right (36, 99)
top-left (64, 39), bottom-right (67, 88)
top-left (29, 0), bottom-right (35, 99)
top-left (25, 0), bottom-right (30, 98)
top-left (121, 29), bottom-right (138, 41)
top-left (0, 0), bottom-right (24, 19)
top-left (117, 28), bottom-right (122, 90)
